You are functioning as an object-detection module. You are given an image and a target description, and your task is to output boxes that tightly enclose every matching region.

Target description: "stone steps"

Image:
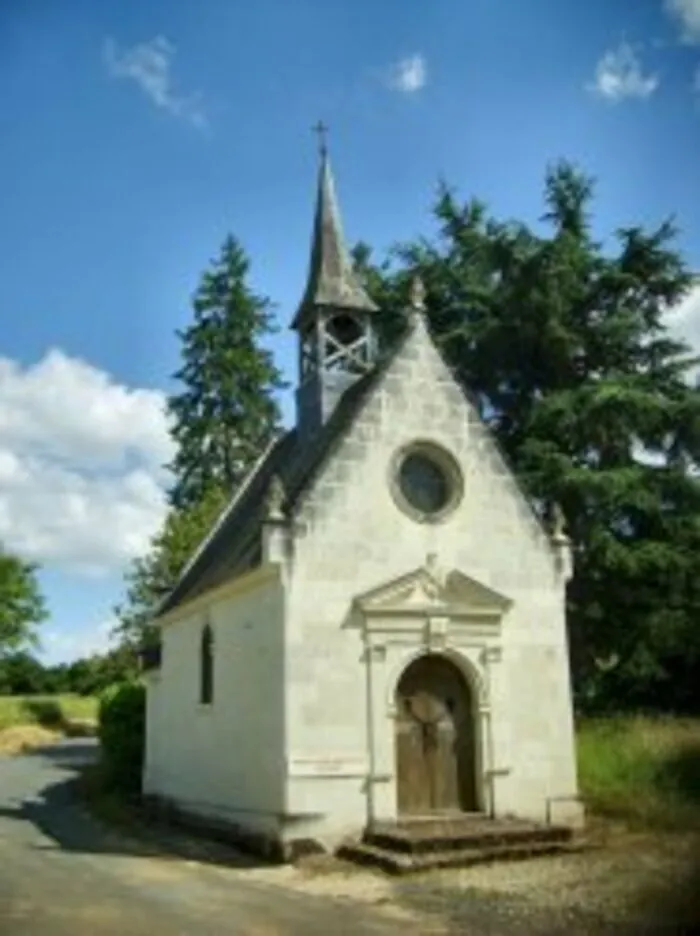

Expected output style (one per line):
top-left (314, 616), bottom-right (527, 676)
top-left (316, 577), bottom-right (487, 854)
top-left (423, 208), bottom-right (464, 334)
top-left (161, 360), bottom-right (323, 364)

top-left (337, 817), bottom-right (584, 875)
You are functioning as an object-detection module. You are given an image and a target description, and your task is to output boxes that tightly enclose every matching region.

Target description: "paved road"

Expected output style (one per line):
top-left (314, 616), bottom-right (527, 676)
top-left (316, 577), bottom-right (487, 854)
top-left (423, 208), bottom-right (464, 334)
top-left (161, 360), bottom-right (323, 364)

top-left (0, 740), bottom-right (427, 936)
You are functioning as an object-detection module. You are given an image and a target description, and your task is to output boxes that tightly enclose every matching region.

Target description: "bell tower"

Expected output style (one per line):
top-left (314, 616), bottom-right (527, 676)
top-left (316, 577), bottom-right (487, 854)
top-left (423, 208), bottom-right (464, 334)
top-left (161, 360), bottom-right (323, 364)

top-left (292, 126), bottom-right (378, 439)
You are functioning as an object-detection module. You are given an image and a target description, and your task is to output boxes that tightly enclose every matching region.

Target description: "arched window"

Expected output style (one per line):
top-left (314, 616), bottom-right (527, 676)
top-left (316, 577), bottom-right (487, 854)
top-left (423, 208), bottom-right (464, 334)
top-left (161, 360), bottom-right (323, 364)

top-left (200, 622), bottom-right (214, 705)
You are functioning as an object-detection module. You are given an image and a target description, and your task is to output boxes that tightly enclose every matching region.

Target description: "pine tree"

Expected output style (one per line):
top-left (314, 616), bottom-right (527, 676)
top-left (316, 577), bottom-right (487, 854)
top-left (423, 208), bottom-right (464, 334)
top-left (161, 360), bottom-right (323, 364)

top-left (167, 235), bottom-right (287, 510)
top-left (114, 485), bottom-right (229, 649)
top-left (360, 161), bottom-right (700, 712)
top-left (115, 235), bottom-right (286, 649)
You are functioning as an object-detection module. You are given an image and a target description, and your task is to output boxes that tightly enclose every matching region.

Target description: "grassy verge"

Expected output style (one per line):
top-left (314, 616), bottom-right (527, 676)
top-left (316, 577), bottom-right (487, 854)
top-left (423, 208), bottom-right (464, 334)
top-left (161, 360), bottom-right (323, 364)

top-left (0, 694), bottom-right (98, 754)
top-left (577, 715), bottom-right (700, 831)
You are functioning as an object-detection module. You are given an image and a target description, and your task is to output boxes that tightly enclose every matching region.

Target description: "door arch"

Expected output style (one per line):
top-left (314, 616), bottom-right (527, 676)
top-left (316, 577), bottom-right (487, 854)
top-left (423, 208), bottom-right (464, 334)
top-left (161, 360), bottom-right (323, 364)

top-left (395, 653), bottom-right (478, 816)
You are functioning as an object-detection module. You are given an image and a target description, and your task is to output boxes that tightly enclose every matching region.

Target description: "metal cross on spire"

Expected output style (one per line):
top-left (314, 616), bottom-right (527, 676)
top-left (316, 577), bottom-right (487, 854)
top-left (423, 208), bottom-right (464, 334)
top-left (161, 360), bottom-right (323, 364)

top-left (312, 120), bottom-right (329, 158)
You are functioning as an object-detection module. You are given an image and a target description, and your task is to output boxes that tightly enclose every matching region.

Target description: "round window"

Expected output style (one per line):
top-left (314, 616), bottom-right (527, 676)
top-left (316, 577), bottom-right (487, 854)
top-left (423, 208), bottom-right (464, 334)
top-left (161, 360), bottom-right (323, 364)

top-left (391, 442), bottom-right (463, 522)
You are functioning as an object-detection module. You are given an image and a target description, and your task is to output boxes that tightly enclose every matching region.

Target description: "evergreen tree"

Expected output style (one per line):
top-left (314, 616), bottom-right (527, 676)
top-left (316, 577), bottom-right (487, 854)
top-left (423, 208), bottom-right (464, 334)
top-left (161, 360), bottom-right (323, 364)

top-left (167, 235), bottom-right (287, 509)
top-left (114, 485), bottom-right (228, 649)
top-left (361, 161), bottom-right (700, 712)
top-left (115, 235), bottom-right (286, 649)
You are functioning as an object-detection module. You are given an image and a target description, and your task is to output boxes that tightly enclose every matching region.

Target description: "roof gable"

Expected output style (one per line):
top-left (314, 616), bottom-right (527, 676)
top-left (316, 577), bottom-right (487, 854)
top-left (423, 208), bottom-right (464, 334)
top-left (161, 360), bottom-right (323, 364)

top-left (156, 346), bottom-right (397, 616)
top-left (157, 311), bottom-right (553, 616)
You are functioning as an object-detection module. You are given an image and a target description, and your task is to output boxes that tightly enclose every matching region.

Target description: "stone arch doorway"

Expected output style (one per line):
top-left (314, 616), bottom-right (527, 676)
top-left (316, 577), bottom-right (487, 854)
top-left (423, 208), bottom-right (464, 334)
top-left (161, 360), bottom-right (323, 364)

top-left (395, 653), bottom-right (478, 816)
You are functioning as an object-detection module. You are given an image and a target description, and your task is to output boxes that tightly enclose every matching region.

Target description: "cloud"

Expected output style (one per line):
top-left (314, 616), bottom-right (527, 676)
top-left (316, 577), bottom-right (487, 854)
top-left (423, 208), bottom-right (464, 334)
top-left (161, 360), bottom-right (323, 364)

top-left (387, 54), bottom-right (427, 93)
top-left (587, 42), bottom-right (659, 102)
top-left (40, 617), bottom-right (118, 665)
top-left (0, 350), bottom-right (173, 575)
top-left (102, 35), bottom-right (207, 128)
top-left (665, 279), bottom-right (700, 360)
top-left (665, 0), bottom-right (700, 43)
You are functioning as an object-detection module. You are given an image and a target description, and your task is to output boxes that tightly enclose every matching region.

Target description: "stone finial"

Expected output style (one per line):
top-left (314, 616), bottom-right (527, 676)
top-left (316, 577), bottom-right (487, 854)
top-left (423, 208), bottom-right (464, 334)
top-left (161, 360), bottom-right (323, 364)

top-left (409, 275), bottom-right (426, 311)
top-left (550, 503), bottom-right (573, 583)
top-left (265, 474), bottom-right (286, 521)
top-left (551, 503), bottom-right (569, 543)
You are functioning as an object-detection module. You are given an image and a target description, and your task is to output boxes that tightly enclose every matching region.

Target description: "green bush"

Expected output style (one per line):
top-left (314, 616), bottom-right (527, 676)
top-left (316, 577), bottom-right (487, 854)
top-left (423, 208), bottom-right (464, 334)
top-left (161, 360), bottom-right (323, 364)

top-left (97, 680), bottom-right (145, 793)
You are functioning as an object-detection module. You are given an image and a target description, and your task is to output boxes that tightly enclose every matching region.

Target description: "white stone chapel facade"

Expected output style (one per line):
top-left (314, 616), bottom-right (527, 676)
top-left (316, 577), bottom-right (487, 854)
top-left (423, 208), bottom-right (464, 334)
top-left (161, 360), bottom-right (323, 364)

top-left (143, 145), bottom-right (584, 859)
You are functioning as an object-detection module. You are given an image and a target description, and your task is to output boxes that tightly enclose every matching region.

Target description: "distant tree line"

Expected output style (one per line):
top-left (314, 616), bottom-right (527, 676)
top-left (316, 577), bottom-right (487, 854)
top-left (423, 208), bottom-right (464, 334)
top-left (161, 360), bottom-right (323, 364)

top-left (0, 645), bottom-right (138, 697)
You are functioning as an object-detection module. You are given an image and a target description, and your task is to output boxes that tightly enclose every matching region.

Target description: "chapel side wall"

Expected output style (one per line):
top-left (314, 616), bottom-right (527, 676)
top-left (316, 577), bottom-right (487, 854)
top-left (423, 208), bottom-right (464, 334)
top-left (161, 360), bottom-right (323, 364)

top-left (143, 574), bottom-right (285, 835)
top-left (284, 322), bottom-right (580, 835)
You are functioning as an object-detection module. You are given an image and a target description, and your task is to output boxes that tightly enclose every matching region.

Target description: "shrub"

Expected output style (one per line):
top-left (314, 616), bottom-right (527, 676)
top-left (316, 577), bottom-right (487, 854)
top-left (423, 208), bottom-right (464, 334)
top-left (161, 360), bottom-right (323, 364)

top-left (97, 680), bottom-right (146, 794)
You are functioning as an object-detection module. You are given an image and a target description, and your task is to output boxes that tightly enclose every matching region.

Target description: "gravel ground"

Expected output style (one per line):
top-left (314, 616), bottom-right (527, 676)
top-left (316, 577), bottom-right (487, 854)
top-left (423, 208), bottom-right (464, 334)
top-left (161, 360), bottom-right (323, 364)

top-left (261, 823), bottom-right (700, 933)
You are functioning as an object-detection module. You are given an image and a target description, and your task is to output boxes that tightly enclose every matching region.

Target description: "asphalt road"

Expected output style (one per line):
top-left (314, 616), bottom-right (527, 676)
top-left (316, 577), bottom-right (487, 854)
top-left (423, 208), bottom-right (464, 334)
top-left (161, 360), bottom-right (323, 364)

top-left (0, 740), bottom-right (425, 936)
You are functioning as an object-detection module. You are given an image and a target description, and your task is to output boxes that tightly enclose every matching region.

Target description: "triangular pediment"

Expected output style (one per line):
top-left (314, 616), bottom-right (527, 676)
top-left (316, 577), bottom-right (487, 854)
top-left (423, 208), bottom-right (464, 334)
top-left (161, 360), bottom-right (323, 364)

top-left (354, 565), bottom-right (512, 616)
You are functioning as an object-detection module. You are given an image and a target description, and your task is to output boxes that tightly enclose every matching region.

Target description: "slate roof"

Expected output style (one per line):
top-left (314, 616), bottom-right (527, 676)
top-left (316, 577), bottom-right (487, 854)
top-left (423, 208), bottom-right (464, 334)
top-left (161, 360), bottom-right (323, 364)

top-left (156, 352), bottom-right (392, 617)
top-left (291, 150), bottom-right (377, 330)
top-left (156, 314), bottom-right (553, 619)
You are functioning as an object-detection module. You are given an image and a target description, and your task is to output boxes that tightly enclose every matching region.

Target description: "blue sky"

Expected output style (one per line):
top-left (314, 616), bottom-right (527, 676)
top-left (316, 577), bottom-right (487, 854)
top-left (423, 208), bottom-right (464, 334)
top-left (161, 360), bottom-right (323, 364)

top-left (1, 0), bottom-right (700, 663)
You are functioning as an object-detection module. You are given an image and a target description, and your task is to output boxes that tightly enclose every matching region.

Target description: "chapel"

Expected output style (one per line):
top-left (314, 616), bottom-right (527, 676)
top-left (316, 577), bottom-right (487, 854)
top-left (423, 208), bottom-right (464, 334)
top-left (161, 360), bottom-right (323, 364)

top-left (142, 140), bottom-right (584, 864)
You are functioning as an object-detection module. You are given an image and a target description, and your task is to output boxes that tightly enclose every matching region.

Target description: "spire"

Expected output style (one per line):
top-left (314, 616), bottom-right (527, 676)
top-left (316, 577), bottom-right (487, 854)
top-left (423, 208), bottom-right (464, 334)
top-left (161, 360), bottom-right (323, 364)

top-left (292, 134), bottom-right (377, 330)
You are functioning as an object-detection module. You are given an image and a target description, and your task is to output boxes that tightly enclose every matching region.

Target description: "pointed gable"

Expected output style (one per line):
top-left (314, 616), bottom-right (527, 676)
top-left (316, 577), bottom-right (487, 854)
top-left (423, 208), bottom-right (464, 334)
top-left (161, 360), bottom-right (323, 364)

top-left (157, 306), bottom-right (553, 617)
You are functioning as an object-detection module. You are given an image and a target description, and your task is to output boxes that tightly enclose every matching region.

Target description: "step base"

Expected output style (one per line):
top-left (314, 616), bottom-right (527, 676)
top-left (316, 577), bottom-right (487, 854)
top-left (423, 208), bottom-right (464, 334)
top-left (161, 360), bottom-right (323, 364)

top-left (365, 817), bottom-right (573, 855)
top-left (337, 817), bottom-right (585, 875)
top-left (337, 836), bottom-right (585, 875)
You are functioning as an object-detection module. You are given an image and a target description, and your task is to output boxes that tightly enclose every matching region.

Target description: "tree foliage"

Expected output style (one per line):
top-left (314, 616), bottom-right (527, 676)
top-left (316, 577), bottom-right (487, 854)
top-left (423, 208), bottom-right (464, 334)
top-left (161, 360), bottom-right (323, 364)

top-left (167, 235), bottom-right (287, 510)
top-left (115, 235), bottom-right (285, 649)
top-left (0, 547), bottom-right (47, 656)
top-left (0, 645), bottom-right (138, 696)
top-left (114, 484), bottom-right (229, 649)
top-left (357, 161), bottom-right (700, 713)
top-left (0, 651), bottom-right (48, 695)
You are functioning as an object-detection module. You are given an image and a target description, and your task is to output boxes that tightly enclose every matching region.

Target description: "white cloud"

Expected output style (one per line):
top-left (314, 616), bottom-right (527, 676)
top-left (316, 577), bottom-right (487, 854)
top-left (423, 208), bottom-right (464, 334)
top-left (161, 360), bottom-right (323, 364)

top-left (588, 42), bottom-right (659, 102)
top-left (40, 617), bottom-right (118, 665)
top-left (0, 349), bottom-right (173, 575)
top-left (387, 54), bottom-right (427, 93)
top-left (666, 0), bottom-right (700, 43)
top-left (665, 279), bottom-right (700, 360)
top-left (103, 35), bottom-right (207, 129)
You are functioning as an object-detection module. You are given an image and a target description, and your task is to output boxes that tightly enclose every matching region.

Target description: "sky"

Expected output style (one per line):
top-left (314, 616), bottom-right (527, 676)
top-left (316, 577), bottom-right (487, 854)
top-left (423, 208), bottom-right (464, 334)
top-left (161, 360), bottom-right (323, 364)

top-left (1, 0), bottom-right (700, 664)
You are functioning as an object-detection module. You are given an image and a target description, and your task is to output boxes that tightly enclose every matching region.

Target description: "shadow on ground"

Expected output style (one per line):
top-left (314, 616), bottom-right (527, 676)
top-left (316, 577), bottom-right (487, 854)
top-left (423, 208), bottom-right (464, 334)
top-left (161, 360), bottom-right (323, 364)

top-left (26, 739), bottom-right (98, 769)
top-left (2, 744), bottom-right (273, 871)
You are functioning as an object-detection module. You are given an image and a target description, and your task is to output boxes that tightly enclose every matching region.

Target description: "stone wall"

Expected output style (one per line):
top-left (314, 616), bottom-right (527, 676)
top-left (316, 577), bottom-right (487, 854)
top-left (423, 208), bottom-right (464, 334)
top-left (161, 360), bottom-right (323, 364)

top-left (143, 572), bottom-right (287, 839)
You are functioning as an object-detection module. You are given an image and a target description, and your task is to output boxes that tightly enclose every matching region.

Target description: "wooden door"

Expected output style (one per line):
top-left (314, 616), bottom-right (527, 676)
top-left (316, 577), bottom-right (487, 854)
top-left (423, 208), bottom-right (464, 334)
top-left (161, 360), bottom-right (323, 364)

top-left (395, 654), bottom-right (477, 815)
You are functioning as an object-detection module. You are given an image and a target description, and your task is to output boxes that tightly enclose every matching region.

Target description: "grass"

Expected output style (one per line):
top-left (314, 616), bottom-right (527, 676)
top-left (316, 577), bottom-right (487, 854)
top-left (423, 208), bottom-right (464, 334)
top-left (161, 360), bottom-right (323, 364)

top-left (0, 693), bottom-right (98, 731)
top-left (0, 694), bottom-right (98, 753)
top-left (577, 715), bottom-right (700, 831)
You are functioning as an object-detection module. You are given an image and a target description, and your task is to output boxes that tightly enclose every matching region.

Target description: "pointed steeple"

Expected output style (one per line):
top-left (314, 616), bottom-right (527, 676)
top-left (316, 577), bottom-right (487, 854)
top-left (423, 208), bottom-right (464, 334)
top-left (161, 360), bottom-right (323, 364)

top-left (292, 146), bottom-right (377, 330)
top-left (293, 130), bottom-right (379, 439)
